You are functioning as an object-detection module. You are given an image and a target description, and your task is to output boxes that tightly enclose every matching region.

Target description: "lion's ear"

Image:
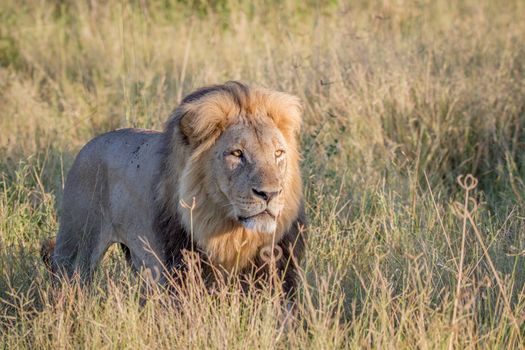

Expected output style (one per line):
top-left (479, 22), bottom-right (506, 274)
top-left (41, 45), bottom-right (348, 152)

top-left (266, 92), bottom-right (302, 139)
top-left (177, 97), bottom-right (231, 147)
top-left (178, 105), bottom-right (197, 145)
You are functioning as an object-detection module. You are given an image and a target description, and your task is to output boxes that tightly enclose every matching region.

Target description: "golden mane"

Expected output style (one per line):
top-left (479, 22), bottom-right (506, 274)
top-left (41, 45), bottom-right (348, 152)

top-left (157, 81), bottom-right (303, 271)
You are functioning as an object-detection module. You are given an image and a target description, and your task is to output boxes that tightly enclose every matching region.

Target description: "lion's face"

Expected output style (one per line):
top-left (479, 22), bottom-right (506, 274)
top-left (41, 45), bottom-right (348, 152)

top-left (210, 121), bottom-right (287, 234)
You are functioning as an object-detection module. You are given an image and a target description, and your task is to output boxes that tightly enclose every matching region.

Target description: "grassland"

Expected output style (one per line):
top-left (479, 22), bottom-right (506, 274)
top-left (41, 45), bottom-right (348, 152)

top-left (1, 0), bottom-right (525, 348)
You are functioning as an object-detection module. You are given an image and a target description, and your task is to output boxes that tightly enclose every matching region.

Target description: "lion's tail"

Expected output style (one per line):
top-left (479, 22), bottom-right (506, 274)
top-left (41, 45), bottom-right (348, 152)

top-left (40, 237), bottom-right (56, 271)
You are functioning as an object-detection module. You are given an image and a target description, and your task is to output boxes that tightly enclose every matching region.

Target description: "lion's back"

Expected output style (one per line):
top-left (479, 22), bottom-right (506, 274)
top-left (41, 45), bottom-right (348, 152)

top-left (72, 128), bottom-right (163, 172)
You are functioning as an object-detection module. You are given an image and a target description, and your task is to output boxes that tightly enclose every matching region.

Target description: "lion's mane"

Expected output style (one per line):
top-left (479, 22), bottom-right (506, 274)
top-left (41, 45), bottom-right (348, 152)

top-left (154, 82), bottom-right (306, 292)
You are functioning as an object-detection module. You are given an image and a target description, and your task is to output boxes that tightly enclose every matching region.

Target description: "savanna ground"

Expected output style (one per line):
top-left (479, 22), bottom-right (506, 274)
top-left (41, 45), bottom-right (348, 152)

top-left (1, 0), bottom-right (525, 348)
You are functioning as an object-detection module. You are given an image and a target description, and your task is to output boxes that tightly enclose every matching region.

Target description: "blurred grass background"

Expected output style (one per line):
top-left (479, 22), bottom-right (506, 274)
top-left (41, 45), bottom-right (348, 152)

top-left (1, 0), bottom-right (525, 348)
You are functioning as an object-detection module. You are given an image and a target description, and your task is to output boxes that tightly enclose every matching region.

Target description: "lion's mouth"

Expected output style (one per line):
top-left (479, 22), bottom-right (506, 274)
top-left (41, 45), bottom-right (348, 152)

top-left (238, 209), bottom-right (276, 222)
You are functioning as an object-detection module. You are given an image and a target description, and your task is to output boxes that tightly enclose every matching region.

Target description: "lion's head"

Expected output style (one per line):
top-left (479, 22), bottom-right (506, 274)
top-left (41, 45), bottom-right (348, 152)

top-left (209, 121), bottom-right (290, 233)
top-left (160, 81), bottom-right (303, 270)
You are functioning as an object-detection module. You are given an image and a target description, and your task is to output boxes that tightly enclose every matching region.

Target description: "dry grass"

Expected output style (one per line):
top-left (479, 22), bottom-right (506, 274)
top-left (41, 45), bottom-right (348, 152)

top-left (1, 0), bottom-right (525, 348)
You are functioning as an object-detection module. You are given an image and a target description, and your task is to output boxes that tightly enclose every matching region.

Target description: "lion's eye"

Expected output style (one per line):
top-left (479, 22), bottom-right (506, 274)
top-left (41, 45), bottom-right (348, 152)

top-left (275, 150), bottom-right (285, 157)
top-left (231, 150), bottom-right (243, 158)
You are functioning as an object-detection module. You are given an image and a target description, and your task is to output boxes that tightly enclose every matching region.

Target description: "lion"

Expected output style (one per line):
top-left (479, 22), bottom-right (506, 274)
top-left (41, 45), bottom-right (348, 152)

top-left (43, 81), bottom-right (306, 298)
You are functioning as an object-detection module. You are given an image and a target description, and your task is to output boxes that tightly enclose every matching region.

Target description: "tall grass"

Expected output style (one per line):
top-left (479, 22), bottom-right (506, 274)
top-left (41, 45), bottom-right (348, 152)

top-left (1, 0), bottom-right (525, 348)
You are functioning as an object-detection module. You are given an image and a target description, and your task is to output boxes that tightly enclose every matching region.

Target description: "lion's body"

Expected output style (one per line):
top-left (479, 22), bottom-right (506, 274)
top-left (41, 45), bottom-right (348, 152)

top-left (53, 129), bottom-right (167, 281)
top-left (48, 81), bottom-right (306, 296)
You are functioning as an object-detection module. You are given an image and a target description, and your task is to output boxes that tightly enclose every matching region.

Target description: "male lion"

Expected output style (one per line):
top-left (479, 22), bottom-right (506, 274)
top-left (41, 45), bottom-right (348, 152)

top-left (43, 81), bottom-right (306, 298)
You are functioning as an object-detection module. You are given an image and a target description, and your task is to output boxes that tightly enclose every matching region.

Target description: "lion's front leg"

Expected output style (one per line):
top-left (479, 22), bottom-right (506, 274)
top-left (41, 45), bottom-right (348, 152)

top-left (124, 235), bottom-right (167, 287)
top-left (247, 237), bottom-right (303, 304)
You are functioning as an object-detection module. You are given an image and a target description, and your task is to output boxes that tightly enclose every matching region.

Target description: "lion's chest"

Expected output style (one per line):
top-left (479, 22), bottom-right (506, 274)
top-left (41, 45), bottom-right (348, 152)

top-left (200, 228), bottom-right (274, 271)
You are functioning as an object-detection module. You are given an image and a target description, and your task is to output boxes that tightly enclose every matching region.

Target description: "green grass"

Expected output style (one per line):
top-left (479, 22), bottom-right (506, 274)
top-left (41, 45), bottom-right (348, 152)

top-left (1, 0), bottom-right (525, 348)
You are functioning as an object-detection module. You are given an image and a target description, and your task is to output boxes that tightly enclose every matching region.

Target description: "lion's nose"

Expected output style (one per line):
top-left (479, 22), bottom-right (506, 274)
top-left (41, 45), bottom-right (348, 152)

top-left (252, 187), bottom-right (282, 203)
